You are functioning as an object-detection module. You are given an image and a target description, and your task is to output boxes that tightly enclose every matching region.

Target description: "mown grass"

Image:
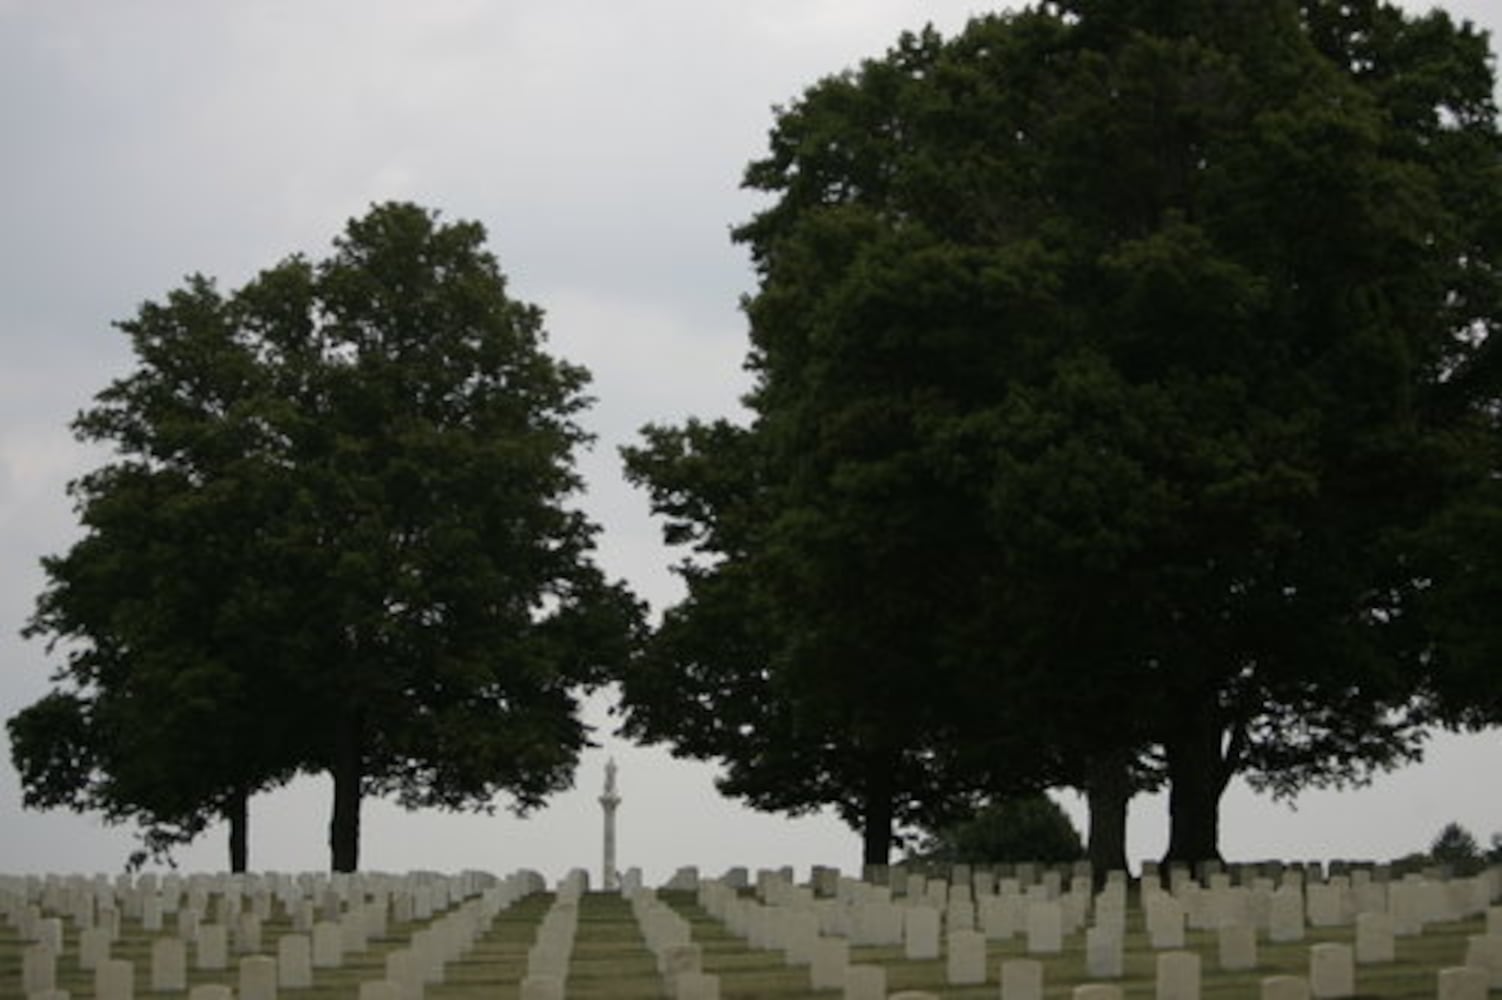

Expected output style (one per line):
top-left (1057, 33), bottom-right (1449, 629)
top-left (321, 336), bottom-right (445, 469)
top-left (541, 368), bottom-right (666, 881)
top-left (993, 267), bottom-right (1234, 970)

top-left (0, 883), bottom-right (1493, 998)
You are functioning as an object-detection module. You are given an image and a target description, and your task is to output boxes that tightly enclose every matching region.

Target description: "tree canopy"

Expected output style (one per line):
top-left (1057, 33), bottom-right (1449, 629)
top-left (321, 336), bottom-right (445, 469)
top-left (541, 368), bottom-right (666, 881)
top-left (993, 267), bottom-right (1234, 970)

top-left (624, 0), bottom-right (1502, 867)
top-left (10, 202), bottom-right (641, 871)
top-left (909, 794), bottom-right (1085, 866)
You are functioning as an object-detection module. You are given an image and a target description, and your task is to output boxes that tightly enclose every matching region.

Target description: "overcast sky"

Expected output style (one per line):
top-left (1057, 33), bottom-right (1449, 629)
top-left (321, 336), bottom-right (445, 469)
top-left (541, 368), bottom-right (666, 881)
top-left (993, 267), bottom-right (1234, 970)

top-left (3, 2), bottom-right (1500, 884)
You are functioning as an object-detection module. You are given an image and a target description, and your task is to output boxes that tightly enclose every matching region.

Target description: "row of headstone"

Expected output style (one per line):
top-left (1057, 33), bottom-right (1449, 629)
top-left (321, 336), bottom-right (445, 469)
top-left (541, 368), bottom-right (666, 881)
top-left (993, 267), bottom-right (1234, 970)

top-left (0, 868), bottom-right (498, 941)
top-left (673, 864), bottom-right (1502, 1000)
top-left (629, 888), bottom-right (716, 1000)
top-left (12, 869), bottom-right (542, 1000)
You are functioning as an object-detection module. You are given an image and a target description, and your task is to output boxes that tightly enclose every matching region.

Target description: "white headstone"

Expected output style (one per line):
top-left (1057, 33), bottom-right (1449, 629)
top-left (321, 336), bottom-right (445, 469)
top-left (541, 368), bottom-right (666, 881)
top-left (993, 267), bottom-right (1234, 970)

top-left (1147, 896), bottom-right (1186, 949)
top-left (313, 919), bottom-right (343, 968)
top-left (675, 971), bottom-right (721, 1000)
top-left (843, 963), bottom-right (886, 1000)
top-left (1354, 911), bottom-right (1394, 964)
top-left (980, 893), bottom-right (1021, 940)
top-left (236, 912), bottom-right (263, 955)
top-left (946, 929), bottom-right (986, 985)
top-left (1388, 881), bottom-right (1423, 936)
top-left (36, 917), bottom-right (63, 956)
top-left (780, 910), bottom-right (819, 966)
top-left (1308, 942), bottom-right (1354, 999)
top-left (1025, 900), bottom-right (1063, 953)
top-left (1218, 923), bottom-right (1257, 971)
top-left (1074, 986), bottom-right (1123, 1000)
top-left (1156, 950), bottom-right (1201, 1000)
top-left (1462, 934), bottom-right (1502, 988)
top-left (358, 983), bottom-right (401, 1000)
top-left (1269, 887), bottom-right (1305, 943)
top-left (23, 943), bottom-right (57, 994)
top-left (1087, 925), bottom-right (1123, 978)
top-left (661, 942), bottom-right (702, 999)
top-left (904, 906), bottom-right (940, 960)
top-left (1307, 884), bottom-right (1343, 927)
top-left (384, 947), bottom-right (423, 1000)
top-left (239, 955), bottom-right (278, 1000)
top-left (142, 895), bottom-right (163, 932)
top-left (278, 933), bottom-right (314, 988)
top-left (1001, 957), bottom-right (1044, 1000)
top-left (810, 937), bottom-right (848, 991)
top-left (95, 957), bottom-right (133, 1000)
top-left (1437, 966), bottom-right (1488, 1000)
top-left (195, 923), bottom-right (227, 971)
top-left (151, 937), bottom-right (187, 991)
top-left (187, 986), bottom-right (233, 1000)
top-left (79, 926), bottom-right (110, 970)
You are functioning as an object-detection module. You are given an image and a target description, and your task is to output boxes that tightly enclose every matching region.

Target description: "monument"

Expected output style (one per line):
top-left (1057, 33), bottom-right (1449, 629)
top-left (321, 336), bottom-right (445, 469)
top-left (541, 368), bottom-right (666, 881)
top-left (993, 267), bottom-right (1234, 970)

top-left (600, 757), bottom-right (622, 891)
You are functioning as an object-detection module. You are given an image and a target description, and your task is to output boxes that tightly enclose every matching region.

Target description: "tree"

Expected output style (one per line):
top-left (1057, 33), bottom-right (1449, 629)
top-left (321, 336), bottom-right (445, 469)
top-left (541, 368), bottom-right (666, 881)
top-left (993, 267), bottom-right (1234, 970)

top-left (12, 203), bottom-right (641, 871)
top-left (626, 1), bottom-right (1502, 867)
top-left (909, 794), bottom-right (1084, 866)
top-left (1428, 821), bottom-right (1484, 874)
top-left (11, 274), bottom-right (306, 870)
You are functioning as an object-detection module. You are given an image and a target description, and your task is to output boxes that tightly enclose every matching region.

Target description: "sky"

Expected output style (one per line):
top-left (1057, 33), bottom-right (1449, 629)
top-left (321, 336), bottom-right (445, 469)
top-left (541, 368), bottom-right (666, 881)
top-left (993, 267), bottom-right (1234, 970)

top-left (2, 1), bottom-right (1500, 885)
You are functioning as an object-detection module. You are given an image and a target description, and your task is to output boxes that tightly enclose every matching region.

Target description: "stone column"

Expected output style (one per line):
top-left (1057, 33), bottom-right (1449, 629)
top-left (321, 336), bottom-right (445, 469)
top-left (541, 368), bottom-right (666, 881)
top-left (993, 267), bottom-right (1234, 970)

top-left (600, 758), bottom-right (622, 891)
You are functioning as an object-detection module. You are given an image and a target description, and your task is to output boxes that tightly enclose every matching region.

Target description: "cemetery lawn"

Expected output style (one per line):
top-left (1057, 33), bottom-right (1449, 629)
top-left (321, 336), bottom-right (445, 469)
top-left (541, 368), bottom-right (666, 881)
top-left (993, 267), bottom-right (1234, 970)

top-left (1, 886), bottom-right (1492, 998)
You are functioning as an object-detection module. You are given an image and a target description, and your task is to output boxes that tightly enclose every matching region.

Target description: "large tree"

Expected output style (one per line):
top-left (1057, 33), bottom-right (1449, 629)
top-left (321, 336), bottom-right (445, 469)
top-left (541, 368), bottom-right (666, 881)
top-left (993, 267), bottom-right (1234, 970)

top-left (625, 0), bottom-right (1502, 867)
top-left (12, 203), bottom-right (640, 871)
top-left (10, 274), bottom-right (306, 870)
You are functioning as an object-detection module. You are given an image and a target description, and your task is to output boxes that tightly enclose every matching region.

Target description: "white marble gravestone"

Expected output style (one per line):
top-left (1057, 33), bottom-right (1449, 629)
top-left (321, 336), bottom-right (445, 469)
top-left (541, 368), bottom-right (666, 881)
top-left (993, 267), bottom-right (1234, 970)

top-left (312, 920), bottom-right (343, 968)
top-left (675, 971), bottom-right (721, 1000)
top-left (1355, 911), bottom-right (1394, 964)
top-left (946, 929), bottom-right (986, 985)
top-left (151, 937), bottom-right (186, 991)
top-left (239, 955), bottom-right (278, 1000)
top-left (1462, 934), bottom-right (1502, 988)
top-left (1156, 950), bottom-right (1201, 1000)
top-left (278, 933), bottom-right (314, 988)
top-left (904, 906), bottom-right (940, 960)
top-left (1308, 942), bottom-right (1354, 999)
top-left (1269, 887), bottom-right (1305, 943)
top-left (1436, 966), bottom-right (1488, 1000)
top-left (810, 937), bottom-right (848, 990)
top-left (1025, 900), bottom-right (1063, 953)
top-left (23, 942), bottom-right (56, 994)
top-left (1086, 925), bottom-right (1123, 978)
top-left (1075, 986), bottom-right (1123, 1000)
top-left (843, 963), bottom-right (886, 1000)
top-left (1218, 923), bottom-right (1257, 971)
top-left (1001, 957), bottom-right (1044, 1000)
top-left (78, 926), bottom-right (110, 970)
top-left (358, 983), bottom-right (401, 1000)
top-left (94, 957), bottom-right (133, 1000)
top-left (187, 986), bottom-right (233, 1000)
top-left (519, 973), bottom-right (563, 1000)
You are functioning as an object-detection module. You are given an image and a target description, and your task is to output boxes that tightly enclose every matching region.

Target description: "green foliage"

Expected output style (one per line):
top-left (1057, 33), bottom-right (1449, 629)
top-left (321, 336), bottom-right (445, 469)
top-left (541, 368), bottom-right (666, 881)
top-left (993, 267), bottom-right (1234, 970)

top-left (910, 795), bottom-right (1085, 865)
top-left (11, 202), bottom-right (642, 870)
top-left (626, 1), bottom-right (1502, 866)
top-left (1428, 821), bottom-right (1485, 875)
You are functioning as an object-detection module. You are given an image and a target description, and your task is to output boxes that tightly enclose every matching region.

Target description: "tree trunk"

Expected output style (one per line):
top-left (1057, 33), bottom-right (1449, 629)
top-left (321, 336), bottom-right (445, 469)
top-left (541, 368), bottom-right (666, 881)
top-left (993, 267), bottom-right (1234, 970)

top-left (329, 709), bottom-right (363, 872)
top-left (226, 785), bottom-right (249, 873)
top-left (1085, 751), bottom-right (1132, 883)
top-left (1162, 704), bottom-right (1228, 866)
top-left (860, 752), bottom-right (895, 868)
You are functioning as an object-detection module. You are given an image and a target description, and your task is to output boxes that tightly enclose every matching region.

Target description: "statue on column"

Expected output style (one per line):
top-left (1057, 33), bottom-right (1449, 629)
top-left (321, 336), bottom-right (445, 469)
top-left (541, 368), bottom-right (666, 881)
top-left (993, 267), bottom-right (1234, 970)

top-left (599, 757), bottom-right (622, 891)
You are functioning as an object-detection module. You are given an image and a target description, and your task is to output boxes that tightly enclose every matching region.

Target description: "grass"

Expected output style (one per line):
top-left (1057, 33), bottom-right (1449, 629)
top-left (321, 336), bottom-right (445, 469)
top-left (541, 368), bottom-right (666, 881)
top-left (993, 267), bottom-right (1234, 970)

top-left (1, 879), bottom-right (1495, 998)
